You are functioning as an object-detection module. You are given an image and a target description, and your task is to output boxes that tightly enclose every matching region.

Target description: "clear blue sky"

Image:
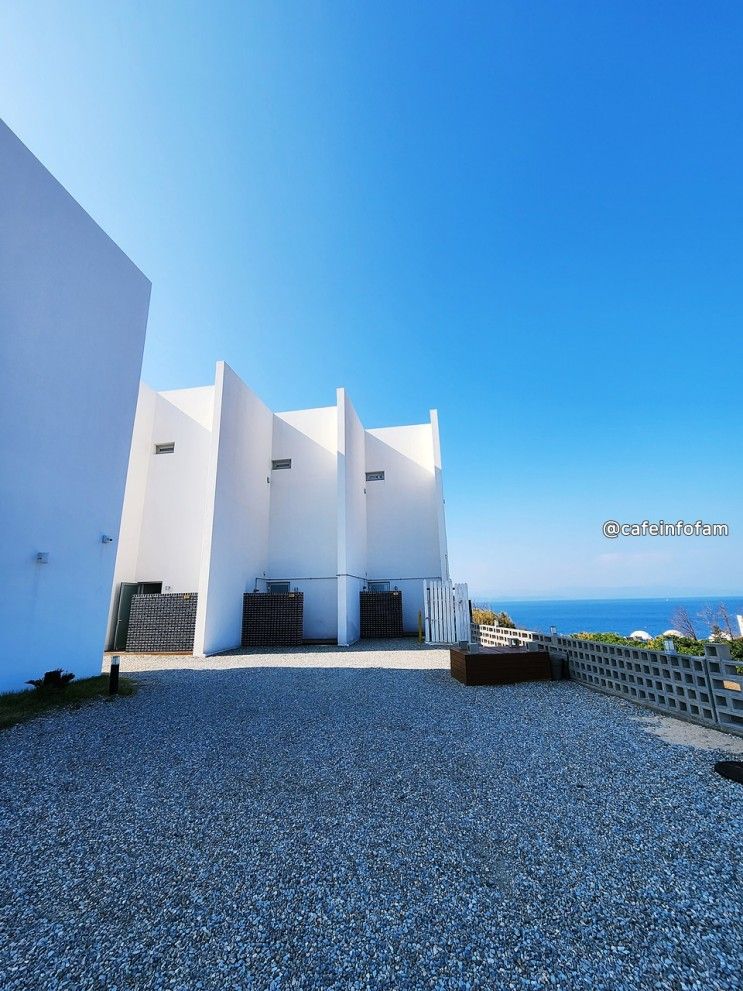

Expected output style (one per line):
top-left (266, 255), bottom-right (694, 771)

top-left (2, 2), bottom-right (741, 599)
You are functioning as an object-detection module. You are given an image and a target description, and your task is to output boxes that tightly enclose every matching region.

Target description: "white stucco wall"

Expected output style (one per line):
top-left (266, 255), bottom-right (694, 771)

top-left (365, 422), bottom-right (443, 631)
top-left (268, 405), bottom-right (338, 639)
top-left (430, 409), bottom-right (450, 582)
top-left (194, 363), bottom-right (273, 655)
top-left (337, 389), bottom-right (367, 645)
top-left (108, 365), bottom-right (449, 652)
top-left (106, 385), bottom-right (214, 646)
top-left (159, 386), bottom-right (214, 430)
top-left (134, 387), bottom-right (214, 592)
top-left (0, 121), bottom-right (150, 691)
top-left (105, 383), bottom-right (157, 646)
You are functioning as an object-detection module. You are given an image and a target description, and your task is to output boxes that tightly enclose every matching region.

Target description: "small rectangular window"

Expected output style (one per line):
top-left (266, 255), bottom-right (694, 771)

top-left (155, 442), bottom-right (175, 455)
top-left (366, 470), bottom-right (385, 481)
top-left (267, 581), bottom-right (291, 594)
top-left (368, 581), bottom-right (390, 593)
top-left (272, 459), bottom-right (292, 470)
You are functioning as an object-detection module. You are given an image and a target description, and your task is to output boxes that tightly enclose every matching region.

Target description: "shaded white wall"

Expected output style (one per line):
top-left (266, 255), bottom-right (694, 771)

top-left (268, 405), bottom-right (338, 639)
top-left (365, 422), bottom-right (443, 631)
top-left (337, 389), bottom-right (367, 645)
top-left (105, 383), bottom-right (157, 646)
top-left (194, 363), bottom-right (273, 655)
top-left (0, 121), bottom-right (150, 690)
top-left (159, 386), bottom-right (214, 429)
top-left (134, 387), bottom-right (213, 591)
top-left (105, 385), bottom-right (214, 645)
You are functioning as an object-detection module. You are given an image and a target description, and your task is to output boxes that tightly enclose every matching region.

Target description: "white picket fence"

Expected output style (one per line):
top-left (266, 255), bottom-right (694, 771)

top-left (423, 579), bottom-right (470, 644)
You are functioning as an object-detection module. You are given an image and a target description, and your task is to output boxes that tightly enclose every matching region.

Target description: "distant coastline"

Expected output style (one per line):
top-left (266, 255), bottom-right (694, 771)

top-left (476, 595), bottom-right (743, 639)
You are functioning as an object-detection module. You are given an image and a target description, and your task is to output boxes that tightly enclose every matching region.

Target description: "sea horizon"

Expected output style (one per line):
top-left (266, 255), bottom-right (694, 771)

top-left (475, 594), bottom-right (743, 639)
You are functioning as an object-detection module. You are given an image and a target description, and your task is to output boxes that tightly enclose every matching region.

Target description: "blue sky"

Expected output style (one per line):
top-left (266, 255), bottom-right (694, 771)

top-left (2, 2), bottom-right (741, 599)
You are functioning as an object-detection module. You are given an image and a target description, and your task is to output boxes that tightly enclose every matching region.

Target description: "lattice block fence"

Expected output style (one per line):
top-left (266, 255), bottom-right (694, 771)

top-left (569, 644), bottom-right (717, 723)
top-left (471, 623), bottom-right (742, 737)
top-left (705, 645), bottom-right (743, 733)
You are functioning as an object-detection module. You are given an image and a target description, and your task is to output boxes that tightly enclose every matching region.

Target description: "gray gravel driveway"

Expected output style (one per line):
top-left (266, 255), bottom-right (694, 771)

top-left (1, 664), bottom-right (742, 991)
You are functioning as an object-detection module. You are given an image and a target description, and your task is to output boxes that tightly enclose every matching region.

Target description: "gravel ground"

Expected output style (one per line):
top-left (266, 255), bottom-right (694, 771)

top-left (101, 639), bottom-right (451, 673)
top-left (1, 665), bottom-right (742, 991)
top-left (633, 713), bottom-right (743, 755)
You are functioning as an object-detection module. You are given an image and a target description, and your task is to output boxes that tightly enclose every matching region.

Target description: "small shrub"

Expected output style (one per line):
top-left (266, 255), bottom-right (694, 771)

top-left (472, 607), bottom-right (516, 629)
top-left (571, 632), bottom-right (734, 657)
top-left (26, 669), bottom-right (76, 692)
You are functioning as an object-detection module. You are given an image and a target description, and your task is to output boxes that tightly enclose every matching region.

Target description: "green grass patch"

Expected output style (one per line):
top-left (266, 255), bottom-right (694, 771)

top-left (0, 675), bottom-right (136, 731)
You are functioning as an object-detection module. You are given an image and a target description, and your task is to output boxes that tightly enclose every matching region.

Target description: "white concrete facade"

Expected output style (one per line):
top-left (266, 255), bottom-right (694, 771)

top-left (109, 362), bottom-right (449, 650)
top-left (0, 121), bottom-right (151, 692)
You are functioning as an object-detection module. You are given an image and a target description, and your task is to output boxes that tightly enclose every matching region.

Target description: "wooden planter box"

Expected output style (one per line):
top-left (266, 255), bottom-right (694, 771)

top-left (450, 646), bottom-right (551, 686)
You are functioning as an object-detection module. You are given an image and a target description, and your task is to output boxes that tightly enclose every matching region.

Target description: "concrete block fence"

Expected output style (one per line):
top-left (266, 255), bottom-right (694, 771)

top-left (472, 623), bottom-right (743, 737)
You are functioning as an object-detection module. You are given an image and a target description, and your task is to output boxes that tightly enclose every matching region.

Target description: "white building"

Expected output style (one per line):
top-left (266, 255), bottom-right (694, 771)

top-left (108, 362), bottom-right (449, 652)
top-left (0, 121), bottom-right (151, 692)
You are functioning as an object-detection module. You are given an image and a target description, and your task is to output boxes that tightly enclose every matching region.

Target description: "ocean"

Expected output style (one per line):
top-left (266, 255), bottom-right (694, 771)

top-left (477, 596), bottom-right (743, 639)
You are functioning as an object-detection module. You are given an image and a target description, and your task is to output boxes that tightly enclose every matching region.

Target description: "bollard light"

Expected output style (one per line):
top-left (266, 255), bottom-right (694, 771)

top-left (109, 655), bottom-right (120, 695)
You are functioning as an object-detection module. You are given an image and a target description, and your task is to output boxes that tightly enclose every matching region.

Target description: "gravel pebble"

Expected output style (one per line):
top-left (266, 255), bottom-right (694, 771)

top-left (1, 661), bottom-right (742, 990)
